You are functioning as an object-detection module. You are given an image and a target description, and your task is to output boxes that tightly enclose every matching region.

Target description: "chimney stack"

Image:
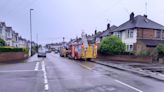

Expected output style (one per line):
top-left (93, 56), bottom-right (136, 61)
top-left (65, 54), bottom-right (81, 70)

top-left (130, 12), bottom-right (135, 21)
top-left (107, 23), bottom-right (110, 30)
top-left (144, 14), bottom-right (148, 18)
top-left (95, 29), bottom-right (97, 35)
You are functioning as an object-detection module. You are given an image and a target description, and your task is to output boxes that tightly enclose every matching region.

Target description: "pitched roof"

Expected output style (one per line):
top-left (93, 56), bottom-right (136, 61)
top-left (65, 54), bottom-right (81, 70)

top-left (100, 25), bottom-right (117, 37)
top-left (6, 27), bottom-right (12, 32)
top-left (0, 22), bottom-right (6, 27)
top-left (94, 31), bottom-right (104, 38)
top-left (113, 15), bottom-right (164, 32)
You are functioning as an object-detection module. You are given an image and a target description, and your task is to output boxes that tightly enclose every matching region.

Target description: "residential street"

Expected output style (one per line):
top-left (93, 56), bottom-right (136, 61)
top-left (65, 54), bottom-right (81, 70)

top-left (0, 53), bottom-right (163, 92)
top-left (1, 0), bottom-right (164, 92)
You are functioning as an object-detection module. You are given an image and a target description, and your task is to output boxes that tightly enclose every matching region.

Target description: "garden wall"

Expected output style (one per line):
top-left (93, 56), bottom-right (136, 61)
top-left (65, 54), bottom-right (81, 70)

top-left (0, 52), bottom-right (28, 62)
top-left (97, 54), bottom-right (153, 63)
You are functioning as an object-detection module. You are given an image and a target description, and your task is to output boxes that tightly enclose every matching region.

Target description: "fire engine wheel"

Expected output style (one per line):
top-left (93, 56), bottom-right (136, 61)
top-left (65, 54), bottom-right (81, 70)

top-left (74, 56), bottom-right (77, 60)
top-left (86, 58), bottom-right (91, 61)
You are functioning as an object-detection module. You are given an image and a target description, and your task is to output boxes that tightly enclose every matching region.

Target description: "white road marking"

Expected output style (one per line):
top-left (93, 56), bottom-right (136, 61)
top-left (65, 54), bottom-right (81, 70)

top-left (158, 73), bottom-right (164, 77)
top-left (80, 64), bottom-right (92, 70)
top-left (34, 62), bottom-right (40, 71)
top-left (45, 84), bottom-right (49, 91)
top-left (115, 79), bottom-right (143, 92)
top-left (70, 60), bottom-right (92, 70)
top-left (41, 60), bottom-right (49, 91)
top-left (44, 78), bottom-right (48, 84)
top-left (73, 61), bottom-right (92, 70)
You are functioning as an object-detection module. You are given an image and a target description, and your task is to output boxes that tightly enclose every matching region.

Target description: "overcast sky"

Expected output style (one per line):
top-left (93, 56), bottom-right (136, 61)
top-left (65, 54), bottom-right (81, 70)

top-left (0, 0), bottom-right (164, 45)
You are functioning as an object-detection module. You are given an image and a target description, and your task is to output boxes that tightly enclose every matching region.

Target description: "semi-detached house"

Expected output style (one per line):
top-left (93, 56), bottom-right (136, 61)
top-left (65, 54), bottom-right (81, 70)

top-left (12, 31), bottom-right (19, 47)
top-left (0, 22), bottom-right (7, 42)
top-left (6, 27), bottom-right (13, 46)
top-left (111, 12), bottom-right (164, 53)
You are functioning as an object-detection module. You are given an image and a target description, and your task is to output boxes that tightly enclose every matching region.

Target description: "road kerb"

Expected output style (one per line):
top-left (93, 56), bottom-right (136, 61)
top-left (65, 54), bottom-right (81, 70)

top-left (92, 60), bottom-right (164, 82)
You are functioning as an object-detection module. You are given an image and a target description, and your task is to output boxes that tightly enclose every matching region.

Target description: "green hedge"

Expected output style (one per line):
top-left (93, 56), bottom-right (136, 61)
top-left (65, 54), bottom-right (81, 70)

top-left (0, 38), bottom-right (6, 46)
top-left (99, 35), bottom-right (126, 55)
top-left (0, 47), bottom-right (28, 53)
top-left (156, 45), bottom-right (164, 54)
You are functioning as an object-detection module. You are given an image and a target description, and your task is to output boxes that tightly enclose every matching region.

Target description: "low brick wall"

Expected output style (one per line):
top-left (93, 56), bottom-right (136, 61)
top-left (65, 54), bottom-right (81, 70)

top-left (97, 54), bottom-right (153, 63)
top-left (0, 52), bottom-right (28, 62)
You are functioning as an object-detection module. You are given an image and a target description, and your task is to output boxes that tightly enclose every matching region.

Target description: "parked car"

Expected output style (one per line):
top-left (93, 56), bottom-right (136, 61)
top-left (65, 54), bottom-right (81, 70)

top-left (54, 50), bottom-right (58, 54)
top-left (46, 49), bottom-right (51, 53)
top-left (38, 49), bottom-right (46, 57)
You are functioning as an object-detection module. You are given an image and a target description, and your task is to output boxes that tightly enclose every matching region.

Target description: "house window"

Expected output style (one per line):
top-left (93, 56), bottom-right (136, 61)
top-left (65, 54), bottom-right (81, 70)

top-left (162, 30), bottom-right (164, 39)
top-left (127, 45), bottom-right (133, 51)
top-left (127, 30), bottom-right (133, 38)
top-left (114, 32), bottom-right (121, 38)
top-left (156, 30), bottom-right (161, 38)
top-left (0, 28), bottom-right (2, 34)
top-left (129, 45), bottom-right (133, 51)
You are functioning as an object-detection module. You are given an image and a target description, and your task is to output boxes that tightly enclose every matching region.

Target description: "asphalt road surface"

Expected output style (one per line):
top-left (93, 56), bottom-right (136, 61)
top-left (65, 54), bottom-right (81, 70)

top-left (0, 53), bottom-right (164, 92)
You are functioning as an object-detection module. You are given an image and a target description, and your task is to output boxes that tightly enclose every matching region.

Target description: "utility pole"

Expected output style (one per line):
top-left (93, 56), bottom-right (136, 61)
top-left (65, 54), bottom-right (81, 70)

top-left (36, 33), bottom-right (38, 52)
top-left (145, 1), bottom-right (148, 15)
top-left (29, 9), bottom-right (34, 56)
top-left (36, 33), bottom-right (38, 45)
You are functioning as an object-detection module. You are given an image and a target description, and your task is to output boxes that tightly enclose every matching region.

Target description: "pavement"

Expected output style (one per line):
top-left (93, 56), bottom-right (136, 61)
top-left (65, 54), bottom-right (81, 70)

top-left (0, 52), bottom-right (164, 92)
top-left (0, 54), bottom-right (44, 92)
top-left (92, 60), bottom-right (164, 81)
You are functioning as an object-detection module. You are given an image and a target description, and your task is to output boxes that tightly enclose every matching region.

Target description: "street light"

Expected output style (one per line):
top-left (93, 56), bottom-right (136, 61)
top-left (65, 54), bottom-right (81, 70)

top-left (29, 9), bottom-right (34, 56)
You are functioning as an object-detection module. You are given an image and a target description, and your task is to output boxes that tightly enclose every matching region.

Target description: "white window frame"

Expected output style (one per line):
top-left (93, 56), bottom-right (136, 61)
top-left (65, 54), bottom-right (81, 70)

top-left (127, 30), bottom-right (133, 38)
top-left (114, 32), bottom-right (121, 38)
top-left (126, 45), bottom-right (133, 51)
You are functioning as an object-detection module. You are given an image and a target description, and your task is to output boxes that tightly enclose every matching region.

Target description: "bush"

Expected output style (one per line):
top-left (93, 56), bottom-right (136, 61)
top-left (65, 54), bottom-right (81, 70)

top-left (99, 35), bottom-right (126, 55)
top-left (0, 38), bottom-right (6, 46)
top-left (156, 44), bottom-right (164, 54)
top-left (139, 50), bottom-right (150, 56)
top-left (0, 47), bottom-right (28, 53)
top-left (23, 48), bottom-right (29, 54)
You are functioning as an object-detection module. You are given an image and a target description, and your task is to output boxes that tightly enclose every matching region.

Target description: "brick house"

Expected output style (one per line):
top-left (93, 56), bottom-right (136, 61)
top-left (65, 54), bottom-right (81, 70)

top-left (111, 12), bottom-right (164, 54)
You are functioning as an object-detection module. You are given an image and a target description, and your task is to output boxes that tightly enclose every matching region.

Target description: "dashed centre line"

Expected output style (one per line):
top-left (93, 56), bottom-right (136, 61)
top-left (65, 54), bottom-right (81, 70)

top-left (41, 60), bottom-right (49, 91)
top-left (80, 64), bottom-right (92, 70)
top-left (34, 62), bottom-right (40, 71)
top-left (75, 61), bottom-right (143, 92)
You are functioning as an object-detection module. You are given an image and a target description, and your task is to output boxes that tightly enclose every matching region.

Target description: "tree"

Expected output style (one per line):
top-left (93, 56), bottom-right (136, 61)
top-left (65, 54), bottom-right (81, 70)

top-left (0, 38), bottom-right (6, 46)
top-left (99, 35), bottom-right (126, 55)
